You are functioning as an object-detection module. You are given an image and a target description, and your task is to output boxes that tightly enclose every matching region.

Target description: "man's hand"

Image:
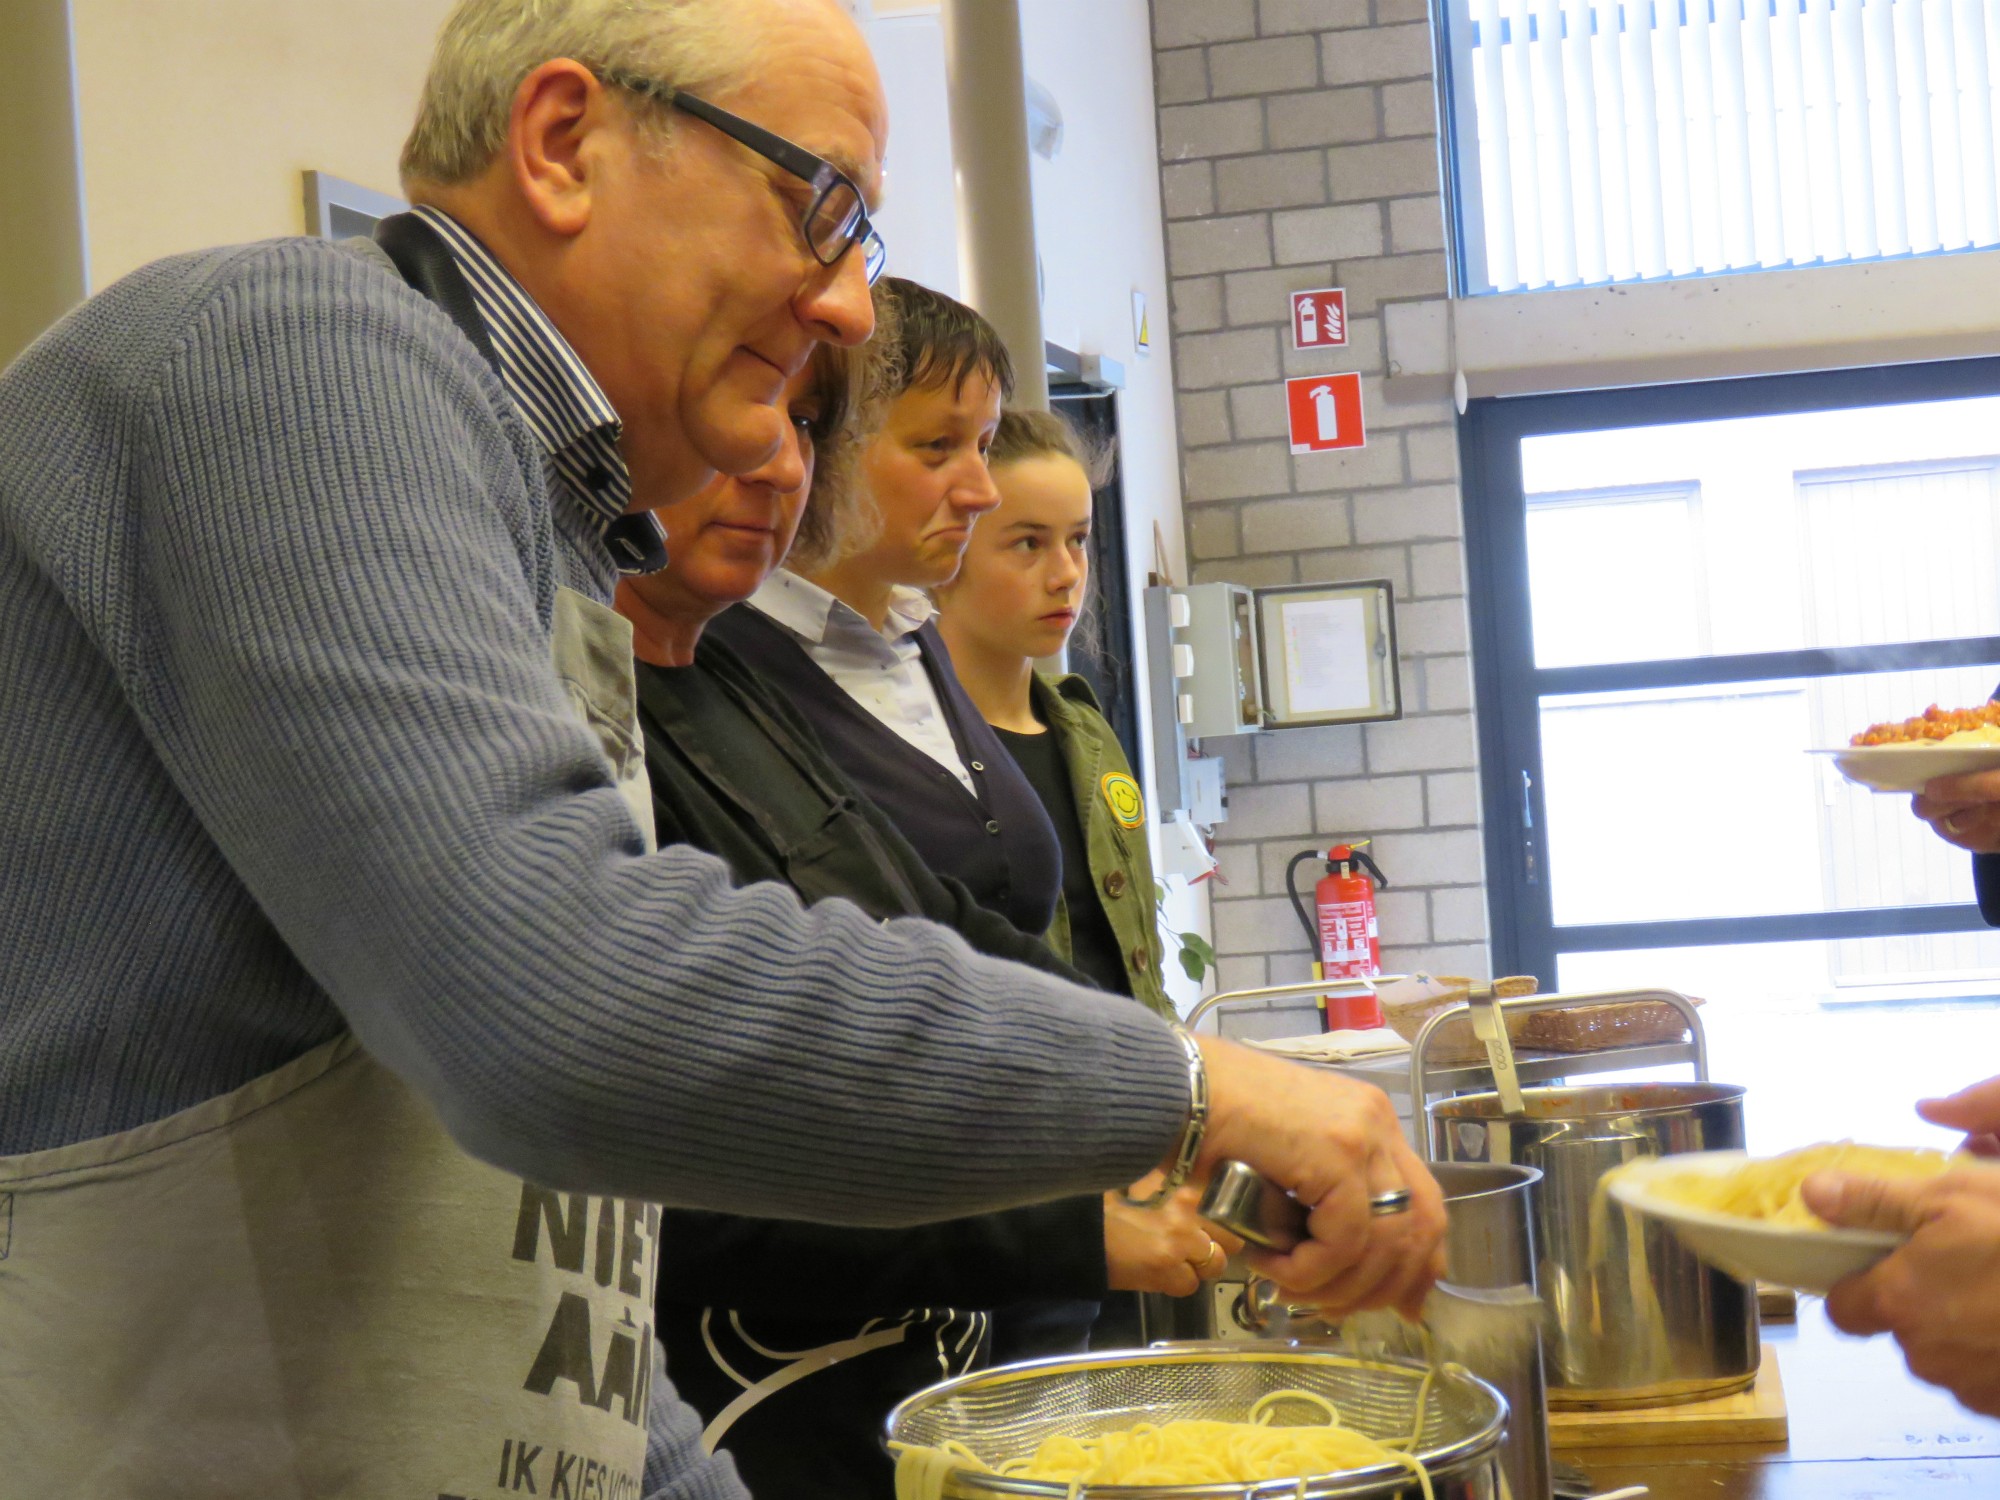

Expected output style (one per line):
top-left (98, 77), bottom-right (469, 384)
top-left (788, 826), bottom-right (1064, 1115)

top-left (1188, 1036), bottom-right (1446, 1320)
top-left (1914, 770), bottom-right (2000, 854)
top-left (1103, 1178), bottom-right (1246, 1296)
top-left (1805, 1163), bottom-right (2000, 1419)
top-left (1916, 1074), bottom-right (2000, 1158)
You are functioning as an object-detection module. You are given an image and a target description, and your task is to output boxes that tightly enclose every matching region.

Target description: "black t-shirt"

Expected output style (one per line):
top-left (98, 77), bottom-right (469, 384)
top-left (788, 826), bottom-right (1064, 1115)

top-left (995, 722), bottom-right (1131, 997)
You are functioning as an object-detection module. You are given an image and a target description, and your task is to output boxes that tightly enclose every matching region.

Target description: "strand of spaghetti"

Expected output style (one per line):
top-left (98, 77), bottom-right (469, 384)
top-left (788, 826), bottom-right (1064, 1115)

top-left (1248, 1389), bottom-right (1344, 1428)
top-left (1388, 1324), bottom-right (1437, 1452)
top-left (890, 1439), bottom-right (996, 1500)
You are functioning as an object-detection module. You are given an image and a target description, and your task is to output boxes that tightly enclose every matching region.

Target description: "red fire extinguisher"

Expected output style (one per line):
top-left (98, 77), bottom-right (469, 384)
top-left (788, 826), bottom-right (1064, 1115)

top-left (1285, 842), bottom-right (1389, 1031)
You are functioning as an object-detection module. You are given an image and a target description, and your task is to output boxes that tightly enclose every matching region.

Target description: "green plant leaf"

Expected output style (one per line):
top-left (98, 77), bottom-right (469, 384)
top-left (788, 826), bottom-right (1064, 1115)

top-left (1175, 931), bottom-right (1215, 983)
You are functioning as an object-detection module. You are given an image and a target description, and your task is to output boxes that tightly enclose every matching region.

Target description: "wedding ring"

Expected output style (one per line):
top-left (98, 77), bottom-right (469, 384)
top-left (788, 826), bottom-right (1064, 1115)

top-left (1368, 1187), bottom-right (1414, 1216)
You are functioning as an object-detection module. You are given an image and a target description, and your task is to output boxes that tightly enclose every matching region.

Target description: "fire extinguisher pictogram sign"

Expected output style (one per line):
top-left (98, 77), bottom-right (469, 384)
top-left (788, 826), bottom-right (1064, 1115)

top-left (1285, 372), bottom-right (1365, 455)
top-left (1290, 287), bottom-right (1347, 350)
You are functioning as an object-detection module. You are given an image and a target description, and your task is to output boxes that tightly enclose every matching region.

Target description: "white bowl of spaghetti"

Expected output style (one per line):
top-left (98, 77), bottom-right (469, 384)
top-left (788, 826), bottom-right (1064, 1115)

top-left (1605, 1144), bottom-right (1953, 1294)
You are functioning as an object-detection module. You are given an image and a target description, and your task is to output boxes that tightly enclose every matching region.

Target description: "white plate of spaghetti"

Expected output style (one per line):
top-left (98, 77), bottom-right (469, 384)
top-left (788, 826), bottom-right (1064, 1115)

top-left (1818, 702), bottom-right (2000, 792)
top-left (1606, 1144), bottom-right (1953, 1294)
top-left (1812, 743), bottom-right (2000, 794)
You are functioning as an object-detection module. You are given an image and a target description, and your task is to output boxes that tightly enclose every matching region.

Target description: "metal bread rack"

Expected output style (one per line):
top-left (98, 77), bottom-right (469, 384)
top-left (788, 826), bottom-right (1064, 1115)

top-left (1186, 980), bottom-right (1708, 1132)
top-left (1408, 986), bottom-right (1709, 1158)
top-left (1183, 975), bottom-right (1404, 1033)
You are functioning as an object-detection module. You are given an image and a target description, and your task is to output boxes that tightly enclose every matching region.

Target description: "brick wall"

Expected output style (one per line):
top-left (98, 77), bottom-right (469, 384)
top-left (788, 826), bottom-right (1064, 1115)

top-left (1151, 0), bottom-right (1492, 995)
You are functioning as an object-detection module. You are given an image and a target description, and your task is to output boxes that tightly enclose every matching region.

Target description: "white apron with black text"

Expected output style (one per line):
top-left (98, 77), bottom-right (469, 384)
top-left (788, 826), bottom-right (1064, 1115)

top-left (0, 588), bottom-right (660, 1499)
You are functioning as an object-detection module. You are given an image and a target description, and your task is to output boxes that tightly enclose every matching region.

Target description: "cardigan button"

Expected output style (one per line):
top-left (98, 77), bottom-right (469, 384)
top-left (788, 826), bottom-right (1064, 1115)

top-left (985, 820), bottom-right (1002, 835)
top-left (970, 760), bottom-right (985, 773)
top-left (1130, 945), bottom-right (1151, 973)
top-left (1102, 870), bottom-right (1129, 899)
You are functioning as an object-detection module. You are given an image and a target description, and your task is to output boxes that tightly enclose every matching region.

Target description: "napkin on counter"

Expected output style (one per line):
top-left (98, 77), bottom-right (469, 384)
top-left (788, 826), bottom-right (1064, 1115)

top-left (1249, 1028), bottom-right (1412, 1063)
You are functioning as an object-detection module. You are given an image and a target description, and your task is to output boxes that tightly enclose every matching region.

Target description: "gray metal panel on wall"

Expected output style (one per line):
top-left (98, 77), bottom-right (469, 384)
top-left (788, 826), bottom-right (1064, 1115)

top-left (0, 0), bottom-right (88, 366)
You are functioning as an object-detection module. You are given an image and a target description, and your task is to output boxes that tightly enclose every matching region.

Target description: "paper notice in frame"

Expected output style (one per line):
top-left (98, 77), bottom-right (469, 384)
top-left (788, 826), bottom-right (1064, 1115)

top-left (1278, 595), bottom-right (1373, 716)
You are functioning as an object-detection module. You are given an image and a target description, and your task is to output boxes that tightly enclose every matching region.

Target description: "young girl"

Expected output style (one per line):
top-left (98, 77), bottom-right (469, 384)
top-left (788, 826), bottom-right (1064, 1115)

top-left (933, 407), bottom-right (1173, 1019)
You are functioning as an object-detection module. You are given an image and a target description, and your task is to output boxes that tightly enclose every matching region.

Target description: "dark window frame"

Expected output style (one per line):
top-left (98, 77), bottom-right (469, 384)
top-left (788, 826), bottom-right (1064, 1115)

top-left (1462, 354), bottom-right (2000, 983)
top-left (1051, 387), bottom-right (1141, 767)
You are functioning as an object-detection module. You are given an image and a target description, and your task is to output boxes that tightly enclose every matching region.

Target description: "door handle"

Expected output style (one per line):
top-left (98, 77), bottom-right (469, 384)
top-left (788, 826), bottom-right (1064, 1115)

top-left (1521, 769), bottom-right (1539, 886)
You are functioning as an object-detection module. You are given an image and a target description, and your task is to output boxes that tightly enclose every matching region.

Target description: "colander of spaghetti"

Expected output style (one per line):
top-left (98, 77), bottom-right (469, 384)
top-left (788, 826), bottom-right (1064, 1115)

top-left (1605, 1143), bottom-right (1958, 1294)
top-left (883, 1345), bottom-right (1504, 1499)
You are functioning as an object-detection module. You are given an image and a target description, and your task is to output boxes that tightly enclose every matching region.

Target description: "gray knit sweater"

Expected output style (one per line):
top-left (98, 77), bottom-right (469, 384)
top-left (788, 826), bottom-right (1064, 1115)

top-left (0, 233), bottom-right (1185, 1213)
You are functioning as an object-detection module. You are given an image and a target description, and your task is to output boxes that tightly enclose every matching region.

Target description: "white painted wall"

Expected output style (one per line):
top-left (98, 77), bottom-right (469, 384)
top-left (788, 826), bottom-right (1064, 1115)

top-left (866, 13), bottom-right (964, 299)
top-left (0, 0), bottom-right (88, 367)
top-left (67, 0), bottom-right (449, 290)
top-left (1020, 0), bottom-right (1207, 1010)
top-left (863, 1), bottom-right (1211, 1008)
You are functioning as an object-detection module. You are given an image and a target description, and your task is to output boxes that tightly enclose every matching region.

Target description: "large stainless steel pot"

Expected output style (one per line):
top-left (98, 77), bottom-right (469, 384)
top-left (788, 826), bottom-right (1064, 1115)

top-left (1431, 1082), bottom-right (1758, 1408)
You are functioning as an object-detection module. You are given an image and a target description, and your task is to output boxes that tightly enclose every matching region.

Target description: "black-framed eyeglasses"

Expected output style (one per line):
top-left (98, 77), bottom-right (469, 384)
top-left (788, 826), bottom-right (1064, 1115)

top-left (602, 71), bottom-right (887, 285)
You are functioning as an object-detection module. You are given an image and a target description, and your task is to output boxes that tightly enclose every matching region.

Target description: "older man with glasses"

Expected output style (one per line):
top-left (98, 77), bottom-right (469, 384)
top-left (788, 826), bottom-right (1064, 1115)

top-left (0, 0), bottom-right (1444, 1496)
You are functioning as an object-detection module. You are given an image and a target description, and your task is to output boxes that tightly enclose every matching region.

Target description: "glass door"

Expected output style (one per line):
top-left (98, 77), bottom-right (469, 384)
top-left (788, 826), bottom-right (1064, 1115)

top-left (1464, 359), bottom-right (2000, 1152)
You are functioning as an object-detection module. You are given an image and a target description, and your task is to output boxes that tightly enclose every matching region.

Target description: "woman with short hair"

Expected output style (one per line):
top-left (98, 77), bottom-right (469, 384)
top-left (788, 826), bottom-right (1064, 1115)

top-left (620, 329), bottom-right (1235, 1500)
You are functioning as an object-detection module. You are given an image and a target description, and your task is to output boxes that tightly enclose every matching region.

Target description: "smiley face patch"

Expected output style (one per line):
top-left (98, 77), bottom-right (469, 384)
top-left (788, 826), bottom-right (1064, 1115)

top-left (1100, 772), bottom-right (1146, 830)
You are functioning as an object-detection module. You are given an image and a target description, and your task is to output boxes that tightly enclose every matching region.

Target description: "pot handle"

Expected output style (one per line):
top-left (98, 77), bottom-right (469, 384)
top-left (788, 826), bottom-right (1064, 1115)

top-left (1198, 1160), bottom-right (1413, 1252)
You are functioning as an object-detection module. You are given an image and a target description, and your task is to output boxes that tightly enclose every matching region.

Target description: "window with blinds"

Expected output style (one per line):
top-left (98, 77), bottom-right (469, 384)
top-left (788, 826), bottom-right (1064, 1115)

top-left (1441, 0), bottom-right (2000, 293)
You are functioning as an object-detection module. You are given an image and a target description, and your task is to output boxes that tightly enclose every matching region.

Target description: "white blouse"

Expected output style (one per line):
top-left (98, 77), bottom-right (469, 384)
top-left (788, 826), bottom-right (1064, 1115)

top-left (744, 571), bottom-right (977, 794)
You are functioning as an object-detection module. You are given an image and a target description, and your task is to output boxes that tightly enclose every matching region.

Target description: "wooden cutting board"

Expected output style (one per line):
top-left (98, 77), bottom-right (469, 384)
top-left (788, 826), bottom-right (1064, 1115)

top-left (1549, 1346), bottom-right (1788, 1448)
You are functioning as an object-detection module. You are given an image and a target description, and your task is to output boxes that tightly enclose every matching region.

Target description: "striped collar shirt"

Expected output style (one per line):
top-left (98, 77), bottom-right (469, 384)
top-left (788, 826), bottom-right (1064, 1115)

top-left (413, 206), bottom-right (665, 573)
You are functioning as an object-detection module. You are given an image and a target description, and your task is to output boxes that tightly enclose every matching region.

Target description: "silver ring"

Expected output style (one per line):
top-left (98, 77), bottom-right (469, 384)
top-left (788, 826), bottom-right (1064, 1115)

top-left (1369, 1188), bottom-right (1414, 1216)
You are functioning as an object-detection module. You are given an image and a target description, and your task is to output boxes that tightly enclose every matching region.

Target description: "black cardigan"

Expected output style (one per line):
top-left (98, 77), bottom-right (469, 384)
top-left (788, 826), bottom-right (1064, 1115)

top-left (704, 602), bottom-right (1063, 937)
top-left (637, 635), bottom-right (1109, 1500)
top-left (639, 635), bottom-right (1107, 1307)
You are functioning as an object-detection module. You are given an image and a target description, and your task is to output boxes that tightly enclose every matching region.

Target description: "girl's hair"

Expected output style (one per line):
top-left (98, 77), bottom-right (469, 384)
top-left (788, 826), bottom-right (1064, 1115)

top-left (785, 286), bottom-right (901, 572)
top-left (877, 277), bottom-right (1017, 402)
top-left (986, 406), bottom-right (1116, 488)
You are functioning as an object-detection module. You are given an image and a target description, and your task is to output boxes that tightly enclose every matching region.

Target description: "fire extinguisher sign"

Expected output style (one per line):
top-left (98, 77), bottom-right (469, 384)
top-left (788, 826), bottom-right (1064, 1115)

top-left (1291, 288), bottom-right (1347, 350)
top-left (1285, 371), bottom-right (1365, 455)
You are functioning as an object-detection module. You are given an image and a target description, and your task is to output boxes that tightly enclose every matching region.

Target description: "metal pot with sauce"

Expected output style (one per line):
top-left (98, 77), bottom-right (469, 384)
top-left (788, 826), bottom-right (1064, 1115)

top-left (1431, 1081), bottom-right (1759, 1409)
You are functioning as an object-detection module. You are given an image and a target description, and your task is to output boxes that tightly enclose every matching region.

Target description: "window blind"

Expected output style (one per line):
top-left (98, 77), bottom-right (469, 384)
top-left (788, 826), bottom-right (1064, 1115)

top-left (1446, 0), bottom-right (2000, 292)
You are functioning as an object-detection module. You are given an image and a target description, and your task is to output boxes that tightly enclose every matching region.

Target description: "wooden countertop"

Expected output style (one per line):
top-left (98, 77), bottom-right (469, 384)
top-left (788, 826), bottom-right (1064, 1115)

top-left (1558, 1302), bottom-right (2000, 1497)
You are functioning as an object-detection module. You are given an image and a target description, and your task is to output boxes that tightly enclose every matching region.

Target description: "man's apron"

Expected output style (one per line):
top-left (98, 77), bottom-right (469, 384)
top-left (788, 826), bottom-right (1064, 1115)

top-left (0, 588), bottom-right (663, 1500)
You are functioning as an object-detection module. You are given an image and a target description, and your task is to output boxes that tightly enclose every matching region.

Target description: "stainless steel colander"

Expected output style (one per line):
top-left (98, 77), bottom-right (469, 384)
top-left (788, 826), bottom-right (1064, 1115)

top-left (884, 1344), bottom-right (1507, 1499)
